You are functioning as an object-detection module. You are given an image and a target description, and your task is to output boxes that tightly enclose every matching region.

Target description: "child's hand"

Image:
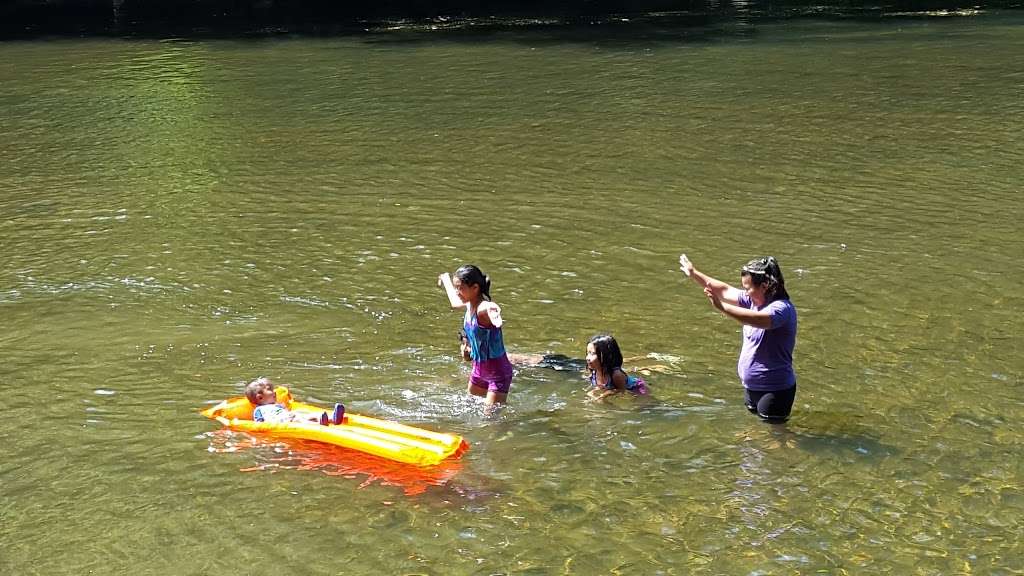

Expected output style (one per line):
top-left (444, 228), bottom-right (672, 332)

top-left (439, 272), bottom-right (465, 307)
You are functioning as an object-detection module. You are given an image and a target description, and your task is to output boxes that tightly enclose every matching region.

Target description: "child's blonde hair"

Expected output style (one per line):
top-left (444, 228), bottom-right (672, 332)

top-left (245, 377), bottom-right (273, 404)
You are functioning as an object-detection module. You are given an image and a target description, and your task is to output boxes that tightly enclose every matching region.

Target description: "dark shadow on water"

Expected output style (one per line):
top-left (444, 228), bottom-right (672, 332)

top-left (2, 2), bottom-right (1020, 40)
top-left (744, 411), bottom-right (899, 458)
top-left (511, 353), bottom-right (588, 373)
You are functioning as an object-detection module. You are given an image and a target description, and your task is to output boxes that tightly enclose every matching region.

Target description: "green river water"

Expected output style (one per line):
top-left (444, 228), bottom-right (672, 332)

top-left (2, 12), bottom-right (1023, 575)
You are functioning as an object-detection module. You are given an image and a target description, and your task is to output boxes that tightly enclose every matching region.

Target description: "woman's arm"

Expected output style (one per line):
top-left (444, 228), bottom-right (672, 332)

top-left (704, 287), bottom-right (774, 329)
top-left (680, 254), bottom-right (741, 306)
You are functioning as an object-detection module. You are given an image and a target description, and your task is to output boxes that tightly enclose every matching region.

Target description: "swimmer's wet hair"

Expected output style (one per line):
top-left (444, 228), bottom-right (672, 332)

top-left (589, 334), bottom-right (624, 378)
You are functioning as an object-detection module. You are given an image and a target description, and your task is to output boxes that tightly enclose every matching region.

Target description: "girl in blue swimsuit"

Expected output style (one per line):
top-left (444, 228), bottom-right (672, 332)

top-left (585, 334), bottom-right (649, 401)
top-left (439, 265), bottom-right (514, 411)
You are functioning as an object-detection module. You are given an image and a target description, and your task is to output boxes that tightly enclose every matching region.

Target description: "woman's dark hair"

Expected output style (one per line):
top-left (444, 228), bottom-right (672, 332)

top-left (589, 334), bottom-right (623, 377)
top-left (741, 256), bottom-right (790, 302)
top-left (454, 264), bottom-right (491, 301)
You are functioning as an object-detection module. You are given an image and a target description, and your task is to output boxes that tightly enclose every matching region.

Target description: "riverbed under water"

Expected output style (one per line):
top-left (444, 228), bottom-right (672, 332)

top-left (2, 12), bottom-right (1023, 575)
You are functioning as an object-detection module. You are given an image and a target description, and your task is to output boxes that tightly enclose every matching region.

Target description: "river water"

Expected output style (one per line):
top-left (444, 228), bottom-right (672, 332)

top-left (2, 12), bottom-right (1022, 575)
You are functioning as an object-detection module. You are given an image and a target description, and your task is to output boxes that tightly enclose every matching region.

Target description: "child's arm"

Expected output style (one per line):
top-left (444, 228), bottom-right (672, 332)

top-left (587, 370), bottom-right (628, 401)
top-left (438, 272), bottom-right (467, 309)
top-left (588, 387), bottom-right (619, 401)
top-left (459, 330), bottom-right (472, 361)
top-left (589, 366), bottom-right (626, 399)
top-left (477, 301), bottom-right (504, 328)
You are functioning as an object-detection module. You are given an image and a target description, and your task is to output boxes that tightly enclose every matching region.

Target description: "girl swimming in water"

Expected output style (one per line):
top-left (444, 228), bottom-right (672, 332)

top-left (585, 334), bottom-right (649, 401)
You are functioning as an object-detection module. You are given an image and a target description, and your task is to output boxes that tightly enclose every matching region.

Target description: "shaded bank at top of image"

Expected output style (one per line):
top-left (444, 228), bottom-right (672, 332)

top-left (2, 0), bottom-right (1021, 39)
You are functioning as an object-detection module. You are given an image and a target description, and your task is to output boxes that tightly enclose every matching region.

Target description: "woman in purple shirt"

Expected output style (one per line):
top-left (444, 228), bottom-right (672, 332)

top-left (679, 254), bottom-right (798, 422)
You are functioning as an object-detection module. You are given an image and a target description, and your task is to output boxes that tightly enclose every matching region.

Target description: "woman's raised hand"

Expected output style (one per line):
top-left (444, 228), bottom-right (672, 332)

top-left (679, 253), bottom-right (693, 277)
top-left (704, 285), bottom-right (724, 311)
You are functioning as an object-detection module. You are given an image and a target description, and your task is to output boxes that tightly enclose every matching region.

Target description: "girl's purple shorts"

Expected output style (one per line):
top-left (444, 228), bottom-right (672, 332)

top-left (470, 356), bottom-right (514, 394)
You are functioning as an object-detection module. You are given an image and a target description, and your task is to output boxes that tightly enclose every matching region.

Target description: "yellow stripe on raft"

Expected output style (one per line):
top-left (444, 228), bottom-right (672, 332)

top-left (201, 387), bottom-right (468, 467)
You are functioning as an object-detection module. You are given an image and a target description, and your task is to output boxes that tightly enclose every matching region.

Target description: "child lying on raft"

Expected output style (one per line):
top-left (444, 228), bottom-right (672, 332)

top-left (245, 378), bottom-right (345, 426)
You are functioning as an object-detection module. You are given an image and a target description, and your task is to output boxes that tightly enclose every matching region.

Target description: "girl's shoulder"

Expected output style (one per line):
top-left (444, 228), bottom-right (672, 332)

top-left (603, 367), bottom-right (629, 389)
top-left (477, 300), bottom-right (499, 311)
top-left (592, 368), bottom-right (629, 390)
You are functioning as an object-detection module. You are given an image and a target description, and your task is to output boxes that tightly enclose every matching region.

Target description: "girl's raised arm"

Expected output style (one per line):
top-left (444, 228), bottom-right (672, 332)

top-left (438, 272), bottom-right (466, 309)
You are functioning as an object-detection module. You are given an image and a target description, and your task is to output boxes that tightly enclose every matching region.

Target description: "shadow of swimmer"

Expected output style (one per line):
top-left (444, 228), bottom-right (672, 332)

top-left (507, 353), bottom-right (587, 372)
top-left (739, 412), bottom-right (898, 458)
top-left (206, 429), bottom-right (465, 496)
top-left (508, 352), bottom-right (679, 377)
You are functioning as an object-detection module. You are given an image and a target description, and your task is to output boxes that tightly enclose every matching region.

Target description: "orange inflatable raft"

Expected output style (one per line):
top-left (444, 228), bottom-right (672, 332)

top-left (201, 387), bottom-right (468, 467)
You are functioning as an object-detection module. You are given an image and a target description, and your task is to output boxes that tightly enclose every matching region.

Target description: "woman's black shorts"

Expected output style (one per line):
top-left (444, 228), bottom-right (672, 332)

top-left (744, 385), bottom-right (796, 422)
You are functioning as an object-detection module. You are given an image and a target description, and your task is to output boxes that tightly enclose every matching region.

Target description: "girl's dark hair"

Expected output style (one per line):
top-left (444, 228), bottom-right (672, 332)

top-left (454, 264), bottom-right (491, 301)
top-left (741, 256), bottom-right (790, 302)
top-left (589, 334), bottom-right (623, 377)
